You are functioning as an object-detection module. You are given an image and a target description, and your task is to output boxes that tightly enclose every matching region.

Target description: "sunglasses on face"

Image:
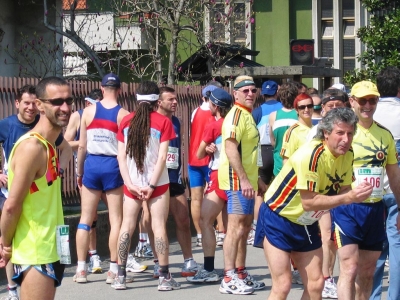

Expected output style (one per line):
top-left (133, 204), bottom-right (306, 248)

top-left (39, 97), bottom-right (74, 106)
top-left (239, 88), bottom-right (257, 94)
top-left (355, 97), bottom-right (377, 106)
top-left (297, 104), bottom-right (314, 110)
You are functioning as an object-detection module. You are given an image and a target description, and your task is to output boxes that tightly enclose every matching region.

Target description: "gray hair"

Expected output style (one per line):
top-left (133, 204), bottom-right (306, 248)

top-left (315, 107), bottom-right (358, 140)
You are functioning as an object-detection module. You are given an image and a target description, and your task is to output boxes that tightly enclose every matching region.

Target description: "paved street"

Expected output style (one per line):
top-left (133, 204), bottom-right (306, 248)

top-left (0, 238), bottom-right (389, 299)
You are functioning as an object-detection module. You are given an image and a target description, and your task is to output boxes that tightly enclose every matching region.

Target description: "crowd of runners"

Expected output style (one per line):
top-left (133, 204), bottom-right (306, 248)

top-left (0, 68), bottom-right (399, 300)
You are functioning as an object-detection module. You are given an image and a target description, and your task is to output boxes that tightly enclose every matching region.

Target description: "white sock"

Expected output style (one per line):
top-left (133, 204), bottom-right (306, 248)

top-left (253, 220), bottom-right (257, 226)
top-left (197, 233), bottom-right (202, 239)
top-left (77, 261), bottom-right (86, 272)
top-left (88, 250), bottom-right (97, 256)
top-left (110, 262), bottom-right (118, 273)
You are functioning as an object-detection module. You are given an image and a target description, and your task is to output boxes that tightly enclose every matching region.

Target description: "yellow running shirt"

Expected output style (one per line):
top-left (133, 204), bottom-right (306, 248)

top-left (266, 140), bottom-right (354, 225)
top-left (352, 122), bottom-right (398, 203)
top-left (8, 133), bottom-right (64, 265)
top-left (219, 104), bottom-right (260, 191)
top-left (280, 122), bottom-right (311, 159)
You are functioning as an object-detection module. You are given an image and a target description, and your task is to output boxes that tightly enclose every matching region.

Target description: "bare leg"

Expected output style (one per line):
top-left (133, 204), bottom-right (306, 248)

top-left (190, 187), bottom-right (204, 236)
top-left (169, 193), bottom-right (192, 259)
top-left (105, 187), bottom-right (123, 262)
top-left (20, 267), bottom-right (56, 300)
top-left (319, 212), bottom-right (336, 278)
top-left (337, 244), bottom-right (359, 300)
top-left (355, 250), bottom-right (381, 300)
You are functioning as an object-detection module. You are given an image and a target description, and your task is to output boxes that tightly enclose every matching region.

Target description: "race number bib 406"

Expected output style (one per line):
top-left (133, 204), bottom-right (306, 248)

top-left (354, 167), bottom-right (384, 200)
top-left (166, 146), bottom-right (179, 169)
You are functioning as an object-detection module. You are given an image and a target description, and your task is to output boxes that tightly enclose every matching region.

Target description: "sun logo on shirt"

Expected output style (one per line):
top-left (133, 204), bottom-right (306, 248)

top-left (353, 139), bottom-right (388, 167)
top-left (322, 171), bottom-right (345, 195)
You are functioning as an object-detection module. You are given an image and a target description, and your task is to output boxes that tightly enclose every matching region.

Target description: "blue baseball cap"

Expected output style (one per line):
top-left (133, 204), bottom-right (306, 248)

top-left (101, 73), bottom-right (121, 88)
top-left (261, 80), bottom-right (278, 96)
top-left (202, 85), bottom-right (218, 98)
top-left (209, 88), bottom-right (232, 108)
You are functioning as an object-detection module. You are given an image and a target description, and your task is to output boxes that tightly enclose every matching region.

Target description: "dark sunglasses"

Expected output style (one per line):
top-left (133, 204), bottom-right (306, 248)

top-left (239, 88), bottom-right (257, 94)
top-left (297, 104), bottom-right (314, 110)
top-left (40, 97), bottom-right (74, 106)
top-left (355, 97), bottom-right (377, 106)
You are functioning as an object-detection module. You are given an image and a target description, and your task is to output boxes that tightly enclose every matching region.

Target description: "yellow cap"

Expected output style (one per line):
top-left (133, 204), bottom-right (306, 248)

top-left (351, 81), bottom-right (380, 98)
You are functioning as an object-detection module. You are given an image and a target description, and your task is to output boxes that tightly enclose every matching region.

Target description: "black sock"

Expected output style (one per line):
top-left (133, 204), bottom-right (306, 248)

top-left (204, 256), bottom-right (215, 272)
top-left (118, 264), bottom-right (126, 277)
top-left (159, 265), bottom-right (169, 278)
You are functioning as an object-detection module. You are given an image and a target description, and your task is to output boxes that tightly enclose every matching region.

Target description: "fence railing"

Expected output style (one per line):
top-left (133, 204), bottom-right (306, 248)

top-left (0, 77), bottom-right (264, 205)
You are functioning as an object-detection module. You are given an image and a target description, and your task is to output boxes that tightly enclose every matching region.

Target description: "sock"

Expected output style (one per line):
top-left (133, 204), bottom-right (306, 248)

top-left (118, 264), bottom-right (126, 277)
top-left (139, 233), bottom-right (148, 248)
top-left (197, 233), bottom-right (202, 239)
top-left (237, 266), bottom-right (247, 279)
top-left (8, 285), bottom-right (17, 296)
top-left (88, 250), bottom-right (97, 256)
top-left (224, 269), bottom-right (235, 282)
top-left (110, 262), bottom-right (118, 273)
top-left (77, 261), bottom-right (86, 272)
top-left (204, 256), bottom-right (214, 272)
top-left (159, 265), bottom-right (169, 278)
top-left (324, 276), bottom-right (330, 281)
top-left (217, 231), bottom-right (226, 238)
top-left (154, 259), bottom-right (159, 264)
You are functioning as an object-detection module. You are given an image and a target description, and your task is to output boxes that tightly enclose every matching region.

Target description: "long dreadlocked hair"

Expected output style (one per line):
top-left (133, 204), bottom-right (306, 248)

top-left (126, 81), bottom-right (159, 174)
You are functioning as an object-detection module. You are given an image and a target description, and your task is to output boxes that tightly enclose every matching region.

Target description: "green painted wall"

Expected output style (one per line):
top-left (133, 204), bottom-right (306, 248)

top-left (253, 0), bottom-right (312, 67)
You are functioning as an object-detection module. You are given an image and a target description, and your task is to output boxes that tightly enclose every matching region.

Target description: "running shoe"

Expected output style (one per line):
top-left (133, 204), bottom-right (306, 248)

top-left (181, 258), bottom-right (199, 277)
top-left (73, 270), bottom-right (88, 283)
top-left (87, 254), bottom-right (102, 274)
top-left (196, 238), bottom-right (202, 247)
top-left (2, 290), bottom-right (19, 300)
top-left (139, 244), bottom-right (154, 258)
top-left (134, 246), bottom-right (141, 257)
top-left (158, 273), bottom-right (181, 291)
top-left (322, 277), bottom-right (338, 299)
top-left (241, 270), bottom-right (265, 290)
top-left (216, 232), bottom-right (225, 247)
top-left (153, 261), bottom-right (160, 278)
top-left (106, 271), bottom-right (134, 284)
top-left (126, 254), bottom-right (147, 273)
top-left (219, 274), bottom-right (254, 295)
top-left (111, 276), bottom-right (127, 290)
top-left (292, 270), bottom-right (303, 285)
top-left (186, 267), bottom-right (220, 283)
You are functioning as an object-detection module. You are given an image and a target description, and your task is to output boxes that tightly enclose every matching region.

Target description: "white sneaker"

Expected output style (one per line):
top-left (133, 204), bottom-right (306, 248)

top-left (126, 254), bottom-right (147, 273)
top-left (87, 254), bottom-right (102, 274)
top-left (322, 277), bottom-right (337, 299)
top-left (247, 227), bottom-right (255, 245)
top-left (153, 261), bottom-right (160, 278)
top-left (219, 274), bottom-right (254, 295)
top-left (292, 270), bottom-right (303, 285)
top-left (181, 258), bottom-right (199, 277)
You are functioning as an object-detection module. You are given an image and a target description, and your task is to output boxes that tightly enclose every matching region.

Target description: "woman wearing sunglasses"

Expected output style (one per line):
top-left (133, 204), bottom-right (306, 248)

top-left (280, 93), bottom-right (314, 165)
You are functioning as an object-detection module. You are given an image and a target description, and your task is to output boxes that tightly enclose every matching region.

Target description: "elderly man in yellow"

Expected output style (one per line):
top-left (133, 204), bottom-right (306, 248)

top-left (280, 92), bottom-right (314, 165)
top-left (254, 107), bottom-right (374, 300)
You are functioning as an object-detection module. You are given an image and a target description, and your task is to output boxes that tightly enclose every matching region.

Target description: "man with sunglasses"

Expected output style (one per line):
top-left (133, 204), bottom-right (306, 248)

top-left (0, 77), bottom-right (72, 299)
top-left (218, 76), bottom-right (267, 294)
top-left (332, 81), bottom-right (400, 299)
top-left (0, 85), bottom-right (71, 300)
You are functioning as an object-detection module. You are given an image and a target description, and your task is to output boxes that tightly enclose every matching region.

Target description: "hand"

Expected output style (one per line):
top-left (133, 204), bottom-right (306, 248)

top-left (0, 242), bottom-right (12, 268)
top-left (257, 177), bottom-right (267, 197)
top-left (0, 174), bottom-right (7, 188)
top-left (348, 181), bottom-right (373, 203)
top-left (127, 184), bottom-right (142, 199)
top-left (240, 179), bottom-right (255, 199)
top-left (76, 175), bottom-right (83, 190)
top-left (140, 186), bottom-right (154, 201)
top-left (205, 143), bottom-right (217, 155)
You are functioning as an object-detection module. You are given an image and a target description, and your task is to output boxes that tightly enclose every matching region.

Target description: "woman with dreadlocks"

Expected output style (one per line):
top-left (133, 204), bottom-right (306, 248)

top-left (114, 81), bottom-right (178, 291)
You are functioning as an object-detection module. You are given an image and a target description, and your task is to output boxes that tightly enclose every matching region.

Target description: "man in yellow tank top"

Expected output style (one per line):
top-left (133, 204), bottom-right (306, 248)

top-left (0, 77), bottom-right (72, 300)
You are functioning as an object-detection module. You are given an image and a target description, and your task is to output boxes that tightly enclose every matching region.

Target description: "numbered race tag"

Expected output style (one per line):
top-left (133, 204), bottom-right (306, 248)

top-left (166, 146), bottom-right (179, 169)
top-left (354, 167), bottom-right (384, 201)
top-left (257, 143), bottom-right (263, 167)
top-left (56, 225), bottom-right (71, 264)
top-left (297, 210), bottom-right (327, 226)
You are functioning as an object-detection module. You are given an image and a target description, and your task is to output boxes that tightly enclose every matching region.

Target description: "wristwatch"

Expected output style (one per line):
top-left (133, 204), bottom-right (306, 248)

top-left (149, 184), bottom-right (156, 190)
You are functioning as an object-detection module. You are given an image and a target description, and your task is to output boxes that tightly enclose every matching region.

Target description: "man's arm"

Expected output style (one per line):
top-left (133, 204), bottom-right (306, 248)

top-left (57, 138), bottom-right (72, 171)
top-left (76, 110), bottom-right (88, 188)
top-left (269, 111), bottom-right (276, 147)
top-left (0, 139), bottom-right (45, 260)
top-left (386, 163), bottom-right (400, 230)
top-left (225, 138), bottom-right (254, 199)
top-left (64, 111), bottom-right (80, 151)
top-left (299, 182), bottom-right (373, 211)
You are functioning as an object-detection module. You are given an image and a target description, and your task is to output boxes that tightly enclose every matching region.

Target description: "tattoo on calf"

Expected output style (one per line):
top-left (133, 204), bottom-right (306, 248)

top-left (155, 237), bottom-right (168, 255)
top-left (118, 232), bottom-right (130, 265)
